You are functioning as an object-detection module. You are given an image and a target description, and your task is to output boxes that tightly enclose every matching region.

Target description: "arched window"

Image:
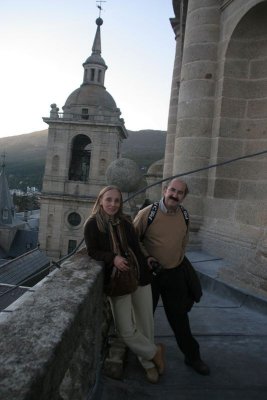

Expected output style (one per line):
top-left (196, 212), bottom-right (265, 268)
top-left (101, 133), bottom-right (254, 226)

top-left (90, 68), bottom-right (95, 81)
top-left (68, 135), bottom-right (92, 181)
top-left (48, 213), bottom-right (54, 229)
top-left (68, 239), bottom-right (77, 254)
top-left (46, 235), bottom-right (52, 250)
top-left (97, 70), bottom-right (102, 83)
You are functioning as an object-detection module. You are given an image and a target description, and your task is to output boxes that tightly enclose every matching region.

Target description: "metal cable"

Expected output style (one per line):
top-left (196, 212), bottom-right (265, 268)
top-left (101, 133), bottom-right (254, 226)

top-left (126, 149), bottom-right (267, 201)
top-left (1, 148), bottom-right (266, 398)
top-left (1, 149), bottom-right (266, 299)
top-left (84, 148), bottom-right (267, 399)
top-left (56, 148), bottom-right (267, 266)
top-left (0, 261), bottom-right (53, 300)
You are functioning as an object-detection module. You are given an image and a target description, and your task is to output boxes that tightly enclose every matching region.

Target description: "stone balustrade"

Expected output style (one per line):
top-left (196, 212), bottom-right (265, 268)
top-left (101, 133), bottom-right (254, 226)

top-left (45, 111), bottom-right (124, 126)
top-left (0, 250), bottom-right (108, 400)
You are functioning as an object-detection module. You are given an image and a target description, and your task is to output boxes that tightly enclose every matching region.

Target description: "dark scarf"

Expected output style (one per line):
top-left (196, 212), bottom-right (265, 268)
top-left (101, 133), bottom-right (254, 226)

top-left (107, 217), bottom-right (140, 280)
top-left (107, 217), bottom-right (127, 257)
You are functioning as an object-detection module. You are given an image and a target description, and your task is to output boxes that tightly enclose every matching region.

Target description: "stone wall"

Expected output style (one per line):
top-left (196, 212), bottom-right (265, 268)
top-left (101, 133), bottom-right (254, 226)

top-left (0, 250), bottom-right (106, 400)
top-left (200, 0), bottom-right (267, 291)
top-left (167, 0), bottom-right (267, 293)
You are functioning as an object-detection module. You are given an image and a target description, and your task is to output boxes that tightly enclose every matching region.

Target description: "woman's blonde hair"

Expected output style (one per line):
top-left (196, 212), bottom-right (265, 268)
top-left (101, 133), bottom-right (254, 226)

top-left (85, 185), bottom-right (124, 232)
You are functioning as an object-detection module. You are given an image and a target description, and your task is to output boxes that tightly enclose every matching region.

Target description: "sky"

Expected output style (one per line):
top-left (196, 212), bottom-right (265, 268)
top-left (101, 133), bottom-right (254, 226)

top-left (0, 0), bottom-right (175, 138)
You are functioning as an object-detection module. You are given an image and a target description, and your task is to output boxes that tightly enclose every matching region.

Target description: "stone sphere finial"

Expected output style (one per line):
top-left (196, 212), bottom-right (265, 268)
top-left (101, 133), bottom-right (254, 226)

top-left (96, 17), bottom-right (103, 26)
top-left (106, 158), bottom-right (142, 193)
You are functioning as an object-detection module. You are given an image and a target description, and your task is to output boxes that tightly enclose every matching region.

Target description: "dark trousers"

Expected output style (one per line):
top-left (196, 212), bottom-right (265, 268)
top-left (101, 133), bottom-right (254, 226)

top-left (152, 266), bottom-right (201, 361)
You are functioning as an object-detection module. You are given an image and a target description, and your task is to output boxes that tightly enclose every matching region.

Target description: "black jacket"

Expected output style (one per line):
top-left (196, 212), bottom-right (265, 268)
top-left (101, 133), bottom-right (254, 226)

top-left (84, 217), bottom-right (151, 286)
top-left (182, 256), bottom-right (203, 304)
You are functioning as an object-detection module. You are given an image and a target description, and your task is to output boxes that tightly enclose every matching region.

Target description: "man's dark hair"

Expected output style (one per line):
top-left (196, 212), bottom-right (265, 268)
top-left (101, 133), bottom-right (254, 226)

top-left (164, 178), bottom-right (189, 197)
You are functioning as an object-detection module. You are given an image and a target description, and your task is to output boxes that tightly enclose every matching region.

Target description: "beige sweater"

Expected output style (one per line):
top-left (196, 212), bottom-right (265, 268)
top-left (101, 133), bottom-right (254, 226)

top-left (134, 205), bottom-right (189, 269)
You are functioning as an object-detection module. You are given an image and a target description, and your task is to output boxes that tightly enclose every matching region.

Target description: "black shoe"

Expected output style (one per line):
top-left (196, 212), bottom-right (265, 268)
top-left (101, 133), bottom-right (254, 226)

top-left (184, 358), bottom-right (210, 376)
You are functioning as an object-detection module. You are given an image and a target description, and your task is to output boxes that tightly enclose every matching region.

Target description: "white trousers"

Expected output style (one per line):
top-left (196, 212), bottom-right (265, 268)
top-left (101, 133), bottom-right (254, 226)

top-left (109, 284), bottom-right (157, 370)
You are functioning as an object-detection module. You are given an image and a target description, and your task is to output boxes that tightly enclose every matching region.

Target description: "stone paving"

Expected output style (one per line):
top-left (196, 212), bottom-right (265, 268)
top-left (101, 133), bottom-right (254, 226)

top-left (99, 251), bottom-right (267, 400)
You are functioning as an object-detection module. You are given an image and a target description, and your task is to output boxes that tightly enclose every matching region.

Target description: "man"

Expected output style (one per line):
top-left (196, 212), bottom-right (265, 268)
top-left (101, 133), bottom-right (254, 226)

top-left (134, 178), bottom-right (210, 375)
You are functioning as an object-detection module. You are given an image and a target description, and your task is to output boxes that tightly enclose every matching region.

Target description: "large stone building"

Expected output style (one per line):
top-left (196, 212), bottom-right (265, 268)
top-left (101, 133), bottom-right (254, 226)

top-left (0, 159), bottom-right (39, 260)
top-left (165, 0), bottom-right (267, 291)
top-left (38, 17), bottom-right (127, 259)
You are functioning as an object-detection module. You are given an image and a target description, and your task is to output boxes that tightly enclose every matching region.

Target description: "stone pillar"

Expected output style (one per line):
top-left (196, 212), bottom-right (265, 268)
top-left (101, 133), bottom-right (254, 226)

top-left (164, 0), bottom-right (188, 180)
top-left (163, 18), bottom-right (182, 180)
top-left (173, 0), bottom-right (220, 218)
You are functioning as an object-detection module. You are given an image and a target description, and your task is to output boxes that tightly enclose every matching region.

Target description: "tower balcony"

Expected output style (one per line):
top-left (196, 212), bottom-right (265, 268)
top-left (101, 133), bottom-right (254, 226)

top-left (43, 111), bottom-right (125, 127)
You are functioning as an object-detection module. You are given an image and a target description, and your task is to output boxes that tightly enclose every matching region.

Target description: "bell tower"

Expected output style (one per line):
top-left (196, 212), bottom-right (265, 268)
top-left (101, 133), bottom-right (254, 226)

top-left (38, 17), bottom-right (127, 259)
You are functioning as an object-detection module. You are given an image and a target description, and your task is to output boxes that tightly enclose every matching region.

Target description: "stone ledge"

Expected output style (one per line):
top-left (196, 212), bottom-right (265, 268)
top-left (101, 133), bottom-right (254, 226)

top-left (188, 250), bottom-right (267, 315)
top-left (0, 253), bottom-right (105, 400)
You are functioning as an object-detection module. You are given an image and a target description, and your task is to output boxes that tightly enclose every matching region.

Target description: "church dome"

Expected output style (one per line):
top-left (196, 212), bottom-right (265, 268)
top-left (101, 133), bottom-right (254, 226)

top-left (83, 53), bottom-right (106, 67)
top-left (147, 159), bottom-right (164, 176)
top-left (63, 84), bottom-right (117, 110)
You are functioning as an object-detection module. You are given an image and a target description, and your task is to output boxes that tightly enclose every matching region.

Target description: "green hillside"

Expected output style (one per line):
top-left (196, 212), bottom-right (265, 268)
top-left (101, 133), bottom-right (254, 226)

top-left (0, 129), bottom-right (166, 191)
top-left (122, 130), bottom-right (166, 170)
top-left (1, 130), bottom-right (48, 190)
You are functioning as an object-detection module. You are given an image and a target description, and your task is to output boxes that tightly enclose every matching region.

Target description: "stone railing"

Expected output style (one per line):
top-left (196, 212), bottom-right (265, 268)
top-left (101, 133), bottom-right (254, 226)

top-left (0, 250), bottom-right (109, 400)
top-left (45, 111), bottom-right (124, 126)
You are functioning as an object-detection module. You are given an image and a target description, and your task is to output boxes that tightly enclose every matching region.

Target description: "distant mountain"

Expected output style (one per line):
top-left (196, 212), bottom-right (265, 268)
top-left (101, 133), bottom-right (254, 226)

top-left (0, 130), bottom-right (48, 191)
top-left (0, 129), bottom-right (166, 191)
top-left (122, 130), bottom-right (166, 170)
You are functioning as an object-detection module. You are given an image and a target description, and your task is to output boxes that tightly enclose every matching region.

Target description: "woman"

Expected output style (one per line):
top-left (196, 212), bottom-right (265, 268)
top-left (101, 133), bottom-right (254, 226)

top-left (84, 185), bottom-right (164, 384)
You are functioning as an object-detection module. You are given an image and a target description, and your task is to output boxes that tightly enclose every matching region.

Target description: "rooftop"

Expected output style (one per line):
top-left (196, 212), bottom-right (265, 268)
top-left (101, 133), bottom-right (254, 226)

top-left (100, 250), bottom-right (267, 399)
top-left (0, 248), bottom-right (50, 288)
top-left (0, 249), bottom-right (266, 399)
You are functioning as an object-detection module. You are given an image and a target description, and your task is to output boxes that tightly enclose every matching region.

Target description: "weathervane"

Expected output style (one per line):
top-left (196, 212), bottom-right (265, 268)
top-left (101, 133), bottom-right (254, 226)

top-left (96, 0), bottom-right (106, 17)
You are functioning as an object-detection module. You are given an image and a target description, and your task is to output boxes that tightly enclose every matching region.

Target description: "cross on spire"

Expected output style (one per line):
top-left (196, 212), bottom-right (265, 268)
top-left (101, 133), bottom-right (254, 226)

top-left (96, 0), bottom-right (106, 17)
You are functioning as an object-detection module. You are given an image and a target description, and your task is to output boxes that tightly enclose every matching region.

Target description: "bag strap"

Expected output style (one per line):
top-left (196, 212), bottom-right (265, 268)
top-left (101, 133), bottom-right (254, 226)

top-left (147, 201), bottom-right (160, 228)
top-left (140, 202), bottom-right (159, 240)
top-left (141, 201), bottom-right (189, 240)
top-left (179, 205), bottom-right (189, 228)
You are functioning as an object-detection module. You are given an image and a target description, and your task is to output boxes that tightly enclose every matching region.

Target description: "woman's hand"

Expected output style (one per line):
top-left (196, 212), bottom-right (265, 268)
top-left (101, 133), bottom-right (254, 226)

top-left (114, 255), bottom-right (130, 271)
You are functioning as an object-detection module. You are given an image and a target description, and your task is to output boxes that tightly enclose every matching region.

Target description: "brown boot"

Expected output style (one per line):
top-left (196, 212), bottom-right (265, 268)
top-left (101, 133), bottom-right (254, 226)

top-left (152, 343), bottom-right (165, 375)
top-left (145, 367), bottom-right (159, 384)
